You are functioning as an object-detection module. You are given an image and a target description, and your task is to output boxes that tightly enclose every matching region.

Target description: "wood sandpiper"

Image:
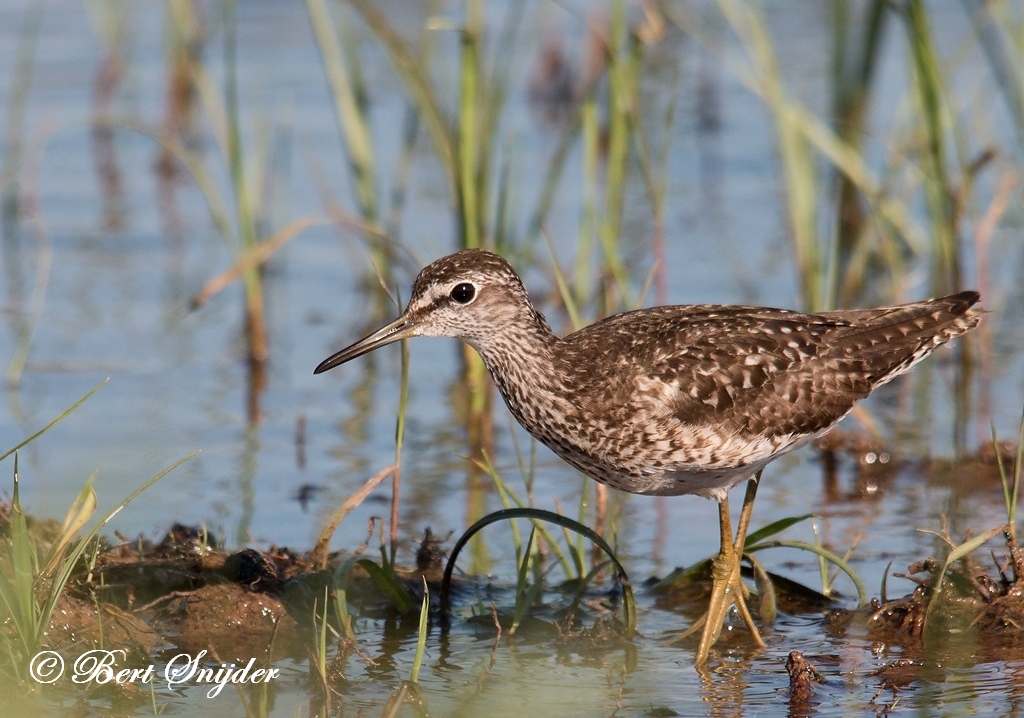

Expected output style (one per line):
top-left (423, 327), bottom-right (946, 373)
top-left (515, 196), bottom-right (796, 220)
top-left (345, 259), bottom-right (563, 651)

top-left (314, 248), bottom-right (983, 664)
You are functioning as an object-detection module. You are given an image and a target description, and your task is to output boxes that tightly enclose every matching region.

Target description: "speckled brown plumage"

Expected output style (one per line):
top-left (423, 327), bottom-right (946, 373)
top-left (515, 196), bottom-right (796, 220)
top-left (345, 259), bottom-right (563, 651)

top-left (315, 249), bottom-right (982, 502)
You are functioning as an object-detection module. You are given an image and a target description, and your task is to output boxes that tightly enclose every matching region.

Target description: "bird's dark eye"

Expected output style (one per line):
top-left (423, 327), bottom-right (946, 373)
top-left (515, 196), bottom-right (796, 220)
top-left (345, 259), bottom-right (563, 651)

top-left (450, 283), bottom-right (476, 304)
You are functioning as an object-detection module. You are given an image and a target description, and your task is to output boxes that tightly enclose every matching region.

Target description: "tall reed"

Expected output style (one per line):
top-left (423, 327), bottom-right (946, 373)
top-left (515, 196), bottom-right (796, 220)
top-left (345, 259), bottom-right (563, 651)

top-left (1, 0), bottom-right (45, 238)
top-left (223, 0), bottom-right (267, 365)
top-left (306, 0), bottom-right (394, 281)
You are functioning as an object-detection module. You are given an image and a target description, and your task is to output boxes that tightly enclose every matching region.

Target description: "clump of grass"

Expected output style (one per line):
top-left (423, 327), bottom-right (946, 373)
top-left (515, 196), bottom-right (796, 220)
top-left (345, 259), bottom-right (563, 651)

top-left (893, 408), bottom-right (1024, 635)
top-left (919, 521), bottom-right (1007, 633)
top-left (0, 382), bottom-right (194, 683)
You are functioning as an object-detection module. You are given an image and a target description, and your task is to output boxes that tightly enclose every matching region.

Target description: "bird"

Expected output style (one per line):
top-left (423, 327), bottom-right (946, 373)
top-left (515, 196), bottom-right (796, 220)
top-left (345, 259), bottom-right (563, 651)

top-left (314, 248), bottom-right (983, 663)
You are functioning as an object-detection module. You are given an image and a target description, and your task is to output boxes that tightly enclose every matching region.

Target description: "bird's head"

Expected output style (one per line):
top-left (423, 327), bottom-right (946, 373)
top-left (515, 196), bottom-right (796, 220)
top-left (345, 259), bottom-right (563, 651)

top-left (314, 249), bottom-right (544, 374)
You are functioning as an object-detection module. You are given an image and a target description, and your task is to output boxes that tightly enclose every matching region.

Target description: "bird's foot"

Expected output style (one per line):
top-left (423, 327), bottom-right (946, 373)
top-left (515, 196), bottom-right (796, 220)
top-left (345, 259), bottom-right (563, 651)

top-left (667, 476), bottom-right (767, 663)
top-left (691, 547), bottom-right (765, 663)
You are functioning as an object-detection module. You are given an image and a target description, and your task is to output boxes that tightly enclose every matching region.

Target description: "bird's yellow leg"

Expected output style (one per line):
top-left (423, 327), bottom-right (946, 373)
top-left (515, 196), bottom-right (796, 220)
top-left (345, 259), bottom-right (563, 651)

top-left (694, 473), bottom-right (766, 664)
top-left (694, 495), bottom-right (737, 663)
top-left (733, 471), bottom-right (761, 556)
top-left (729, 474), bottom-right (765, 645)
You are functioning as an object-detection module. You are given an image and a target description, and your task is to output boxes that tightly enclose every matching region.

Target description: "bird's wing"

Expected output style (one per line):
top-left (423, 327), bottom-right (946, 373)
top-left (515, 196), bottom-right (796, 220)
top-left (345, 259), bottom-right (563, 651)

top-left (643, 295), bottom-right (979, 439)
top-left (637, 308), bottom-right (860, 438)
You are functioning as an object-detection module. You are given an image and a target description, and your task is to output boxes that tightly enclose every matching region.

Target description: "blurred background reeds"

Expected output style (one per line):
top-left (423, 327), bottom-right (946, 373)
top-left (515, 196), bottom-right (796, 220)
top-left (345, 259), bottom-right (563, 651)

top-left (1, 0), bottom-right (1024, 715)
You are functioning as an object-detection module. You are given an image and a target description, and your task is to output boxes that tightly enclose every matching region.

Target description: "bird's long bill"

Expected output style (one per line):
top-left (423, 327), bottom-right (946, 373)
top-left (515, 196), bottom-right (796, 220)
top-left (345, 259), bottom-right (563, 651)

top-left (313, 314), bottom-right (414, 374)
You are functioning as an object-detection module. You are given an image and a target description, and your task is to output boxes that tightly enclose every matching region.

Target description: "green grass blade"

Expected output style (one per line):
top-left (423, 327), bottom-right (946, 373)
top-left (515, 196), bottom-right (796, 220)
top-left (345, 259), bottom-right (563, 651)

top-left (991, 408), bottom-right (1024, 541)
top-left (1012, 407), bottom-right (1024, 535)
top-left (356, 558), bottom-right (416, 614)
top-left (315, 588), bottom-right (329, 684)
top-left (576, 95), bottom-right (599, 303)
top-left (922, 524), bottom-right (1007, 632)
top-left (510, 527), bottom-right (538, 634)
top-left (306, 0), bottom-right (379, 224)
top-left (39, 472), bottom-right (97, 578)
top-left (903, 0), bottom-right (959, 293)
top-left (880, 559), bottom-right (894, 604)
top-left (8, 455), bottom-right (39, 656)
top-left (742, 513), bottom-right (815, 548)
top-left (331, 554), bottom-right (364, 641)
top-left (746, 538), bottom-right (866, 605)
top-left (488, 473), bottom-right (524, 561)
top-left (542, 232), bottom-right (583, 331)
top-left (0, 378), bottom-right (108, 463)
top-left (0, 569), bottom-right (28, 668)
top-left (745, 552), bottom-right (778, 627)
top-left (458, 1), bottom-right (481, 248)
top-left (333, 587), bottom-right (353, 640)
top-left (597, 0), bottom-right (639, 308)
top-left (410, 578), bottom-right (429, 683)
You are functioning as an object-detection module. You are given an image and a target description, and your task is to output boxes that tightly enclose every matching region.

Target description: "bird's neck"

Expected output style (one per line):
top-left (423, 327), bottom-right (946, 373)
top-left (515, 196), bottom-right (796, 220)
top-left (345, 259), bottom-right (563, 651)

top-left (466, 313), bottom-right (573, 430)
top-left (468, 312), bottom-right (558, 378)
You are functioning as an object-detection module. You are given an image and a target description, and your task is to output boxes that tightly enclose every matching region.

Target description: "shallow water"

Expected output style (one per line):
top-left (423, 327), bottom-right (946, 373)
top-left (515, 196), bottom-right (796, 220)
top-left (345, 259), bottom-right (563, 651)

top-left (2, 0), bottom-right (1024, 715)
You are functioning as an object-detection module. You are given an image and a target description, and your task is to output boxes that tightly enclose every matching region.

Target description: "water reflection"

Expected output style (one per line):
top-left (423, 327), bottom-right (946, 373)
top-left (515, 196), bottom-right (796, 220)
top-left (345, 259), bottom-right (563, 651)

top-left (697, 657), bottom-right (751, 718)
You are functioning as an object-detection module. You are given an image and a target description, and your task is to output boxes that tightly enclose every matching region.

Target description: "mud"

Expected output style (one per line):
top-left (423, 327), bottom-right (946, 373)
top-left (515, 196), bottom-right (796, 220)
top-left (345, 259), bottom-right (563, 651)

top-left (13, 522), bottom-right (443, 668)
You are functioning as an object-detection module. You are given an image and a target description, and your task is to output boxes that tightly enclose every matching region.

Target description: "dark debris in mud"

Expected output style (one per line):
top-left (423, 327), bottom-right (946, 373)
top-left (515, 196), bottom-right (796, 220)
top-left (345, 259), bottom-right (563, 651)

top-left (555, 614), bottom-right (634, 658)
top-left (786, 650), bottom-right (825, 710)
